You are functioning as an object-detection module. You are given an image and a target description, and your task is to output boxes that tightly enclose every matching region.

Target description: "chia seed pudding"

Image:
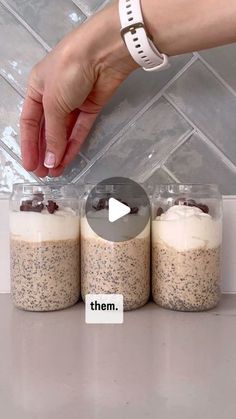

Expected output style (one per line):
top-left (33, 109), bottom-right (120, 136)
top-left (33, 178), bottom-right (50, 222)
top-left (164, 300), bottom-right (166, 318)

top-left (81, 216), bottom-right (150, 311)
top-left (10, 206), bottom-right (80, 311)
top-left (152, 204), bottom-right (222, 311)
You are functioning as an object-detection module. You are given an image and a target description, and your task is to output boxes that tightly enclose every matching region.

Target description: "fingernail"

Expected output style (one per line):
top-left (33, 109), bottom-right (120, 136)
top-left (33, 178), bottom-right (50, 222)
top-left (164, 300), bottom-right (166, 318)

top-left (44, 151), bottom-right (56, 168)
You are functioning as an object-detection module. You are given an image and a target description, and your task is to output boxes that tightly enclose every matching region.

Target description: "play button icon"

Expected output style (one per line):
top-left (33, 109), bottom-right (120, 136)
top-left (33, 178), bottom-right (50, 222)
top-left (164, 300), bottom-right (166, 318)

top-left (84, 177), bottom-right (150, 242)
top-left (108, 198), bottom-right (130, 223)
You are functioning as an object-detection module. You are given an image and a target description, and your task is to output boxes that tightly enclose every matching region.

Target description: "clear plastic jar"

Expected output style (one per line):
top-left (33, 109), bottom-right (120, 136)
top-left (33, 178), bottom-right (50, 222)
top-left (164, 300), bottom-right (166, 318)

top-left (151, 184), bottom-right (222, 311)
top-left (81, 183), bottom-right (150, 311)
top-left (9, 183), bottom-right (80, 311)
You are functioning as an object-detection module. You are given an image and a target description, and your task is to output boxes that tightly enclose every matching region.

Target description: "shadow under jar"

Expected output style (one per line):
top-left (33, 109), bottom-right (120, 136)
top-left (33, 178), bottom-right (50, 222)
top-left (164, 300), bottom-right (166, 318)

top-left (151, 184), bottom-right (222, 312)
top-left (81, 182), bottom-right (150, 311)
top-left (10, 184), bottom-right (80, 311)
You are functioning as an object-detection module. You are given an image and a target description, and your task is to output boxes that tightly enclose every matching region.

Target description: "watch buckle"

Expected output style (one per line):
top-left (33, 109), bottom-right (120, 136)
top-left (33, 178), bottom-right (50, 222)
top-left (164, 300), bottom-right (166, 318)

top-left (120, 22), bottom-right (144, 41)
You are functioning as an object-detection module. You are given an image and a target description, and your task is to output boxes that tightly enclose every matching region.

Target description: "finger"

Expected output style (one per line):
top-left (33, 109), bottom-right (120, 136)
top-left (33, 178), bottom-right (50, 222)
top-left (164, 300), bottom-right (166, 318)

top-left (61, 111), bottom-right (98, 168)
top-left (66, 109), bottom-right (80, 138)
top-left (20, 87), bottom-right (43, 171)
top-left (46, 110), bottom-right (80, 177)
top-left (33, 121), bottom-right (49, 178)
top-left (43, 98), bottom-right (68, 169)
top-left (34, 165), bottom-right (49, 178)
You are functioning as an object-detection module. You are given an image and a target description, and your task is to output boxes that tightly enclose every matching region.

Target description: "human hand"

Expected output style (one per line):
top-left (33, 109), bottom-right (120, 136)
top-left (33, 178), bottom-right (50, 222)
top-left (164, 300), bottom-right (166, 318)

top-left (20, 1), bottom-right (138, 177)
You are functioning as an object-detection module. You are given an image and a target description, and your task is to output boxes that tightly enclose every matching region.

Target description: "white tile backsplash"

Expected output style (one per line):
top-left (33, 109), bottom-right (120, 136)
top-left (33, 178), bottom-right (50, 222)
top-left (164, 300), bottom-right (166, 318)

top-left (6, 0), bottom-right (86, 48)
top-left (166, 60), bottom-right (236, 166)
top-left (165, 132), bottom-right (236, 195)
top-left (0, 4), bottom-right (46, 92)
top-left (0, 146), bottom-right (37, 196)
top-left (0, 76), bottom-right (23, 157)
top-left (81, 55), bottom-right (192, 160)
top-left (1, 197), bottom-right (236, 294)
top-left (200, 44), bottom-right (236, 92)
top-left (81, 98), bottom-right (192, 183)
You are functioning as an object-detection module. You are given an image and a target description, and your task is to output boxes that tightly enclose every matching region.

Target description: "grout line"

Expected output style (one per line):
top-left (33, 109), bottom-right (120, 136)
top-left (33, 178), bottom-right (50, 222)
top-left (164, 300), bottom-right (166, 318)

top-left (96, 0), bottom-right (111, 13)
top-left (0, 0), bottom-right (51, 52)
top-left (0, 72), bottom-right (25, 98)
top-left (161, 128), bottom-right (195, 165)
top-left (196, 130), bottom-right (236, 173)
top-left (196, 52), bottom-right (236, 99)
top-left (72, 0), bottom-right (109, 16)
top-left (72, 55), bottom-right (197, 183)
top-left (162, 165), bottom-right (181, 183)
top-left (163, 93), bottom-right (236, 173)
top-left (139, 128), bottom-right (195, 183)
top-left (71, 0), bottom-right (91, 16)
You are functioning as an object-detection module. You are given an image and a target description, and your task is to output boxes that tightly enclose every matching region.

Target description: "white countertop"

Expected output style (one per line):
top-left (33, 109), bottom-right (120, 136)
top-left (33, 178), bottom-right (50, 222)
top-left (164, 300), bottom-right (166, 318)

top-left (1, 294), bottom-right (236, 419)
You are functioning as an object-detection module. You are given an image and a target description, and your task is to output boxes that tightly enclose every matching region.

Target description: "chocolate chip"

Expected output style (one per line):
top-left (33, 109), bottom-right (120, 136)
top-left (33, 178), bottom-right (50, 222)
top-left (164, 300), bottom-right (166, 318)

top-left (175, 197), bottom-right (209, 213)
top-left (92, 198), bottom-right (108, 211)
top-left (92, 196), bottom-right (139, 215)
top-left (20, 199), bottom-right (44, 213)
top-left (197, 203), bottom-right (209, 214)
top-left (31, 205), bottom-right (44, 213)
top-left (156, 207), bottom-right (164, 217)
top-left (46, 200), bottom-right (59, 214)
top-left (130, 207), bottom-right (139, 214)
top-left (20, 200), bottom-right (32, 212)
top-left (185, 199), bottom-right (197, 207)
top-left (174, 197), bottom-right (186, 205)
top-left (175, 197), bottom-right (197, 206)
top-left (33, 192), bottom-right (44, 201)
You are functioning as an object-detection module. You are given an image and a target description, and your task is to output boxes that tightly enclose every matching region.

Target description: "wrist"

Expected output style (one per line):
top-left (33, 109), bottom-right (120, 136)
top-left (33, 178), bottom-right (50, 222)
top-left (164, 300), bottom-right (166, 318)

top-left (140, 0), bottom-right (176, 56)
top-left (87, 1), bottom-right (139, 76)
top-left (141, 0), bottom-right (236, 56)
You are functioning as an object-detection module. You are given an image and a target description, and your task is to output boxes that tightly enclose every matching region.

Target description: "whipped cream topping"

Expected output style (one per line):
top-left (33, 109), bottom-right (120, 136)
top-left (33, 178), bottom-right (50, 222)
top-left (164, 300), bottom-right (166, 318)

top-left (152, 205), bottom-right (222, 250)
top-left (10, 207), bottom-right (80, 242)
top-left (81, 213), bottom-right (150, 241)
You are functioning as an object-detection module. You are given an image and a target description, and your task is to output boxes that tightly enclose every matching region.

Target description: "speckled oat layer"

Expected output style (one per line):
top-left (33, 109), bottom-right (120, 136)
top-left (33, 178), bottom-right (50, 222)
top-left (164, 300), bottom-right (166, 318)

top-left (81, 236), bottom-right (150, 311)
top-left (152, 242), bottom-right (221, 311)
top-left (10, 238), bottom-right (80, 311)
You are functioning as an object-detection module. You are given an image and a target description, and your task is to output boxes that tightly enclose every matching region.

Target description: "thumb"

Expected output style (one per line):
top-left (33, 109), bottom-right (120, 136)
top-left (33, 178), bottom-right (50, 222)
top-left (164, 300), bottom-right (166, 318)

top-left (43, 99), bottom-right (67, 169)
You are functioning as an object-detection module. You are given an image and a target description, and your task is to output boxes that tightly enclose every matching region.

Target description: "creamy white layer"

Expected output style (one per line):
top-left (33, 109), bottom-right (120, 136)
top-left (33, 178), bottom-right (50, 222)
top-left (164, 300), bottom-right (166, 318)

top-left (152, 205), bottom-right (222, 251)
top-left (10, 208), bottom-right (80, 242)
top-left (81, 213), bottom-right (150, 240)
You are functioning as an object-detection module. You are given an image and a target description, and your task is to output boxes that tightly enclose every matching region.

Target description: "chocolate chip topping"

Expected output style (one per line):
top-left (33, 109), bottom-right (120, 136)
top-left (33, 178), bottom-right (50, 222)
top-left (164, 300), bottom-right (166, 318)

top-left (174, 197), bottom-right (209, 214)
top-left (20, 192), bottom-right (45, 213)
top-left (92, 197), bottom-right (139, 215)
top-left (20, 200), bottom-right (44, 213)
top-left (46, 200), bottom-right (59, 214)
top-left (197, 203), bottom-right (209, 214)
top-left (130, 207), bottom-right (139, 215)
top-left (20, 193), bottom-right (59, 214)
top-left (175, 197), bottom-right (197, 206)
top-left (174, 197), bottom-right (187, 206)
top-left (92, 198), bottom-right (108, 211)
top-left (33, 192), bottom-right (44, 202)
top-left (156, 207), bottom-right (164, 217)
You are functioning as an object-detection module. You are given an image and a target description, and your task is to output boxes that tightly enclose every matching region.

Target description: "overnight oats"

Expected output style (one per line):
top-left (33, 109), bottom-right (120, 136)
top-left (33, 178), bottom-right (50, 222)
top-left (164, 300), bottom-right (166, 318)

top-left (81, 182), bottom-right (150, 311)
top-left (10, 184), bottom-right (80, 311)
top-left (152, 184), bottom-right (222, 311)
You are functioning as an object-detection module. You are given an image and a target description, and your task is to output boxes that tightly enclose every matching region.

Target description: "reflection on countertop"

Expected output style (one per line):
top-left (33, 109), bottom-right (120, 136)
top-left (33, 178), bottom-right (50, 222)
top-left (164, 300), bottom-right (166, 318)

top-left (0, 294), bottom-right (236, 419)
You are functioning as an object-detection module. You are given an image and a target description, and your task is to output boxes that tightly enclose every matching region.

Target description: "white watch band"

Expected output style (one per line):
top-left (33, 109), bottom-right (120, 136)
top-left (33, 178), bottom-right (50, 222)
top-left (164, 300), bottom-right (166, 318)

top-left (119, 0), bottom-right (169, 72)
